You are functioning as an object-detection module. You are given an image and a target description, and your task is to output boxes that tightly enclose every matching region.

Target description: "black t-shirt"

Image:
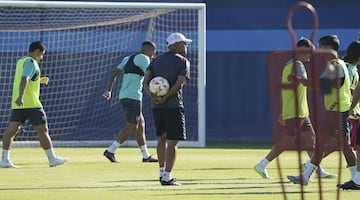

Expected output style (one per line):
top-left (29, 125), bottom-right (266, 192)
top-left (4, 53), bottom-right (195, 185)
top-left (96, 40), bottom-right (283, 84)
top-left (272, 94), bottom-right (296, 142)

top-left (148, 51), bottom-right (190, 108)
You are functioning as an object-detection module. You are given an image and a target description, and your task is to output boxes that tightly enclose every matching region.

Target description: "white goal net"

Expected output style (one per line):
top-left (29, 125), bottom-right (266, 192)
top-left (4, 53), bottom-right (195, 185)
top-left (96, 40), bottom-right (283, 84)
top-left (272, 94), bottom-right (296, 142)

top-left (0, 1), bottom-right (206, 147)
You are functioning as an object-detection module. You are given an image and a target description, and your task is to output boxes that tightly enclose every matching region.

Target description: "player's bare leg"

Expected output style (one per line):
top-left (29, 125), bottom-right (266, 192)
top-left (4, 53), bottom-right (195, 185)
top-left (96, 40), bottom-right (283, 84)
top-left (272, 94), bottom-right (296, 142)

top-left (0, 122), bottom-right (21, 168)
top-left (103, 122), bottom-right (136, 162)
top-left (157, 133), bottom-right (167, 181)
top-left (135, 114), bottom-right (157, 162)
top-left (2, 122), bottom-right (21, 150)
top-left (34, 124), bottom-right (68, 167)
top-left (254, 134), bottom-right (294, 179)
top-left (255, 130), bottom-right (314, 179)
top-left (161, 139), bottom-right (181, 185)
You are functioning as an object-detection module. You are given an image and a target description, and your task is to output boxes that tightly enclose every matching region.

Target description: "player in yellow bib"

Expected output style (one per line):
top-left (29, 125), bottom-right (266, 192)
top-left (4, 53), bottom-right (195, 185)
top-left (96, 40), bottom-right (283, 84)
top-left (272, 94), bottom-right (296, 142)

top-left (345, 43), bottom-right (360, 150)
top-left (337, 40), bottom-right (360, 190)
top-left (0, 41), bottom-right (68, 168)
top-left (254, 38), bottom-right (334, 178)
top-left (288, 35), bottom-right (357, 186)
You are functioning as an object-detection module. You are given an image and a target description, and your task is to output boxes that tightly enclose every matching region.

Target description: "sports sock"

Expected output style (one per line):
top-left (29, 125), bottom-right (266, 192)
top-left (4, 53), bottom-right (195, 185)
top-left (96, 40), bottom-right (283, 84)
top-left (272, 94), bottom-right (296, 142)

top-left (1, 149), bottom-right (9, 161)
top-left (349, 165), bottom-right (357, 179)
top-left (303, 162), bottom-right (317, 179)
top-left (162, 171), bottom-right (172, 182)
top-left (140, 145), bottom-right (151, 159)
top-left (258, 158), bottom-right (269, 168)
top-left (45, 148), bottom-right (56, 161)
top-left (304, 160), bottom-right (311, 168)
top-left (317, 165), bottom-right (325, 174)
top-left (159, 167), bottom-right (165, 178)
top-left (352, 170), bottom-right (360, 185)
top-left (107, 141), bottom-right (120, 153)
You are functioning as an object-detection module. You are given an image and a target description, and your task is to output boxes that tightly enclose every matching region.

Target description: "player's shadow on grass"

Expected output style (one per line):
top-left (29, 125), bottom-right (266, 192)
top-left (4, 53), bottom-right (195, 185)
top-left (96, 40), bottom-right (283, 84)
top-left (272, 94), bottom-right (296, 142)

top-left (192, 167), bottom-right (242, 170)
top-left (101, 179), bottom-right (156, 183)
top-left (168, 190), bottom-right (313, 197)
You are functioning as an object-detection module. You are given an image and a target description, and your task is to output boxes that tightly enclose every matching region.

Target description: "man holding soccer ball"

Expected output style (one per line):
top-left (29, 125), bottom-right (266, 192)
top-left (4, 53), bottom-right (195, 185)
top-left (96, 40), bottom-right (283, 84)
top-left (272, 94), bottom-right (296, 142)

top-left (144, 32), bottom-right (191, 186)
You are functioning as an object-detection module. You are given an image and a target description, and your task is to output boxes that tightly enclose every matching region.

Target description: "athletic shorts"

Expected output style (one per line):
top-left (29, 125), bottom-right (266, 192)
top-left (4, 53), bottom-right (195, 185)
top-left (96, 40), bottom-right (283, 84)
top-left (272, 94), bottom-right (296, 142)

top-left (120, 98), bottom-right (141, 124)
top-left (357, 126), bottom-right (360, 146)
top-left (283, 117), bottom-right (314, 136)
top-left (320, 110), bottom-right (350, 137)
top-left (10, 108), bottom-right (47, 126)
top-left (347, 118), bottom-right (358, 148)
top-left (152, 107), bottom-right (186, 140)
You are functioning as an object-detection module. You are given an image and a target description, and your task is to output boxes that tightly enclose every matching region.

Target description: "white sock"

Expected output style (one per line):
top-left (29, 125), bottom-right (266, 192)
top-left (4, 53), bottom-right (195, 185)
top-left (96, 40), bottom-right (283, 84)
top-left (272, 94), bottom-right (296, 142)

top-left (317, 165), bottom-right (325, 173)
top-left (352, 170), bottom-right (360, 185)
top-left (107, 141), bottom-right (120, 153)
top-left (45, 148), bottom-right (56, 161)
top-left (140, 145), bottom-right (151, 159)
top-left (349, 166), bottom-right (357, 179)
top-left (2, 150), bottom-right (10, 161)
top-left (303, 162), bottom-right (317, 179)
top-left (159, 167), bottom-right (165, 178)
top-left (258, 158), bottom-right (269, 168)
top-left (162, 171), bottom-right (172, 182)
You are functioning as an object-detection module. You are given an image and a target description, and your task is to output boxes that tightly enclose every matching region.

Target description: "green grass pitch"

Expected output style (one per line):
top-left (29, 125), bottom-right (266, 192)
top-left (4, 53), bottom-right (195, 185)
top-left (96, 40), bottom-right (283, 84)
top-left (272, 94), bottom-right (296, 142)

top-left (0, 143), bottom-right (357, 200)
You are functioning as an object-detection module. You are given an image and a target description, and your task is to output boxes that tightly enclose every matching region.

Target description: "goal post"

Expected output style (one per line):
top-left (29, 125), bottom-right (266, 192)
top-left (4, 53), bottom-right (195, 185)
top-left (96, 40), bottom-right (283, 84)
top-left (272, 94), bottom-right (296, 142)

top-left (0, 1), bottom-right (206, 147)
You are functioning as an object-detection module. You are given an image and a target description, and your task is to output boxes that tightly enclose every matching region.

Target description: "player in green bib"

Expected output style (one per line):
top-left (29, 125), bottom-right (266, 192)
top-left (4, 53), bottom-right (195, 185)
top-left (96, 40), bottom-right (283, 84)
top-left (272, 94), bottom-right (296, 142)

top-left (288, 35), bottom-right (357, 186)
top-left (0, 41), bottom-right (68, 168)
top-left (346, 50), bottom-right (360, 150)
top-left (254, 38), bottom-right (335, 178)
top-left (337, 40), bottom-right (360, 190)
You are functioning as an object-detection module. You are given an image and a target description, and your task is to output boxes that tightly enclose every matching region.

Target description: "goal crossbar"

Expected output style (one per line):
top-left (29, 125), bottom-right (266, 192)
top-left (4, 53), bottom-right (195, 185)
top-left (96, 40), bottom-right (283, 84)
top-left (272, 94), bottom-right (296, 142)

top-left (0, 1), bottom-right (206, 147)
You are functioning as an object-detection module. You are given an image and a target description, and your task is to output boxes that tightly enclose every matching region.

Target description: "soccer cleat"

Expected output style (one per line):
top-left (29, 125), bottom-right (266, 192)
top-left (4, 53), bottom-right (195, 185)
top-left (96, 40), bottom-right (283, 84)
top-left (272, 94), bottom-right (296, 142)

top-left (254, 164), bottom-right (272, 179)
top-left (337, 180), bottom-right (360, 190)
top-left (161, 178), bottom-right (181, 186)
top-left (315, 170), bottom-right (337, 179)
top-left (142, 155), bottom-right (158, 163)
top-left (0, 160), bottom-right (18, 168)
top-left (103, 150), bottom-right (117, 163)
top-left (49, 157), bottom-right (69, 167)
top-left (287, 175), bottom-right (309, 186)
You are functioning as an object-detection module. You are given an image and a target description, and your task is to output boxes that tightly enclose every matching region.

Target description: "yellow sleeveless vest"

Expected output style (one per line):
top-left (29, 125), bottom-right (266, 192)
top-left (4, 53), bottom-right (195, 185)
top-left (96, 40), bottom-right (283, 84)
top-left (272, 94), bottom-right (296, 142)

top-left (347, 62), bottom-right (360, 118)
top-left (281, 60), bottom-right (309, 120)
top-left (11, 56), bottom-right (43, 109)
top-left (323, 59), bottom-right (351, 112)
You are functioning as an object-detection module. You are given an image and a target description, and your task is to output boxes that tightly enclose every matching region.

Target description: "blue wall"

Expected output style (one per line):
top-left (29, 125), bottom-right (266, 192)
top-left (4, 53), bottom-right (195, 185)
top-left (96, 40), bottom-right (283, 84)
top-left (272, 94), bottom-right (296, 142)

top-left (204, 0), bottom-right (360, 141)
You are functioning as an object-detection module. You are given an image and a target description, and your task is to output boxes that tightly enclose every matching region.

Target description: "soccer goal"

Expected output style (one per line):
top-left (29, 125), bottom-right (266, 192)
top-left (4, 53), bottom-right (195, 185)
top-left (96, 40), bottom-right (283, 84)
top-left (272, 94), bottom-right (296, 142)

top-left (0, 1), bottom-right (206, 147)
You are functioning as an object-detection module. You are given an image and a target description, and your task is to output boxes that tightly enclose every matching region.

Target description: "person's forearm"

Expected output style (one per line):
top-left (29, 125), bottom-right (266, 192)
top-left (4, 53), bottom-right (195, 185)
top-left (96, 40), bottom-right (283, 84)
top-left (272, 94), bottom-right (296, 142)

top-left (18, 77), bottom-right (28, 97)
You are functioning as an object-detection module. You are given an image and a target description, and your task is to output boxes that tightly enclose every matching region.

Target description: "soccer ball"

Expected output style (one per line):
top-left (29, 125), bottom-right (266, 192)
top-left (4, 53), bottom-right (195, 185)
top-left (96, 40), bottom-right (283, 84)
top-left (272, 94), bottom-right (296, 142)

top-left (149, 76), bottom-right (169, 96)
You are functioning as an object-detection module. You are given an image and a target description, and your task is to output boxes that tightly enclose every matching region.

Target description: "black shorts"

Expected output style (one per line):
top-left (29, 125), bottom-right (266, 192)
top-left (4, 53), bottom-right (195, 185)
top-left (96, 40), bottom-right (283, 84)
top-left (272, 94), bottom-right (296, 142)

top-left (357, 127), bottom-right (360, 145)
top-left (10, 108), bottom-right (47, 126)
top-left (320, 110), bottom-right (350, 137)
top-left (120, 98), bottom-right (141, 124)
top-left (152, 107), bottom-right (186, 140)
top-left (283, 117), bottom-right (314, 136)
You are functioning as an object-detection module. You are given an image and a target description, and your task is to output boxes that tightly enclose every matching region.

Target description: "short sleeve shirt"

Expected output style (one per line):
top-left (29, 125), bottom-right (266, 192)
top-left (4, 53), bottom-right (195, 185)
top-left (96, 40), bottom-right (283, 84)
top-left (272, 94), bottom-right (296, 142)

top-left (148, 51), bottom-right (190, 108)
top-left (23, 59), bottom-right (39, 79)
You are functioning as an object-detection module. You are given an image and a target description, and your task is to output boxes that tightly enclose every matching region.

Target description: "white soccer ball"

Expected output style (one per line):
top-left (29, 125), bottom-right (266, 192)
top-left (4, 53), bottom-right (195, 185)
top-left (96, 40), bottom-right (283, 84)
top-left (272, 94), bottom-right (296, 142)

top-left (149, 76), bottom-right (169, 96)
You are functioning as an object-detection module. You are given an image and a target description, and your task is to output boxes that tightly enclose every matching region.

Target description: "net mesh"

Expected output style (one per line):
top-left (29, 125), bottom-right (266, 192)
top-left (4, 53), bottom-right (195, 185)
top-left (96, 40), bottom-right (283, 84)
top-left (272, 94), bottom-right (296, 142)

top-left (0, 5), bottom-right (201, 146)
